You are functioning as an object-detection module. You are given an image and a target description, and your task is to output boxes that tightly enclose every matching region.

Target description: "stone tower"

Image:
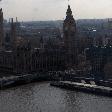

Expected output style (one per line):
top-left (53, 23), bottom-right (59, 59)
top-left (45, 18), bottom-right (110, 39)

top-left (63, 5), bottom-right (77, 68)
top-left (0, 8), bottom-right (4, 49)
top-left (10, 18), bottom-right (17, 49)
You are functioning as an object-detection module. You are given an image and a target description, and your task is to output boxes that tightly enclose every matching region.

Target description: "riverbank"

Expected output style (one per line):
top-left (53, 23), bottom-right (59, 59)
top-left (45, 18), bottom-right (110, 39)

top-left (0, 73), bottom-right (50, 90)
top-left (50, 81), bottom-right (112, 97)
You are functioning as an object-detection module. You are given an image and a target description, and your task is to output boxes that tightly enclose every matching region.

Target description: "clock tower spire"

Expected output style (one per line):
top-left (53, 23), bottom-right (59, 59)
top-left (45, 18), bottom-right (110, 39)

top-left (63, 5), bottom-right (77, 68)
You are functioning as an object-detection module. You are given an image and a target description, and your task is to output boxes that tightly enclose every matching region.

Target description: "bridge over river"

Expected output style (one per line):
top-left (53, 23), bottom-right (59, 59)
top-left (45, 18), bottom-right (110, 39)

top-left (0, 82), bottom-right (112, 112)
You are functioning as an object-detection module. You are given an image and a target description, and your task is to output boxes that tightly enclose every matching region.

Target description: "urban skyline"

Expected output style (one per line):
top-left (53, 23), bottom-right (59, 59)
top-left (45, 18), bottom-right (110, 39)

top-left (0, 0), bottom-right (112, 21)
top-left (0, 1), bottom-right (112, 112)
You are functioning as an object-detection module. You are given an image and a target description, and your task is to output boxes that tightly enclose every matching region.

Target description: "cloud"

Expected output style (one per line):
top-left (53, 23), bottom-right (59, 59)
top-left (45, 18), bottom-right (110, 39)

top-left (0, 0), bottom-right (112, 21)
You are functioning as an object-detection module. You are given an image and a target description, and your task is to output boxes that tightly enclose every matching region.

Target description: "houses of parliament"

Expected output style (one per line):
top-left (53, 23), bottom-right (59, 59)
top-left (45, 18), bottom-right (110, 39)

top-left (0, 5), bottom-right (78, 75)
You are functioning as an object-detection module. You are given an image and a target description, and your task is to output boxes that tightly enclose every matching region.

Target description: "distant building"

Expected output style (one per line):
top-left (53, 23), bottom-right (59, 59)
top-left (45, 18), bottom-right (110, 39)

top-left (86, 45), bottom-right (112, 80)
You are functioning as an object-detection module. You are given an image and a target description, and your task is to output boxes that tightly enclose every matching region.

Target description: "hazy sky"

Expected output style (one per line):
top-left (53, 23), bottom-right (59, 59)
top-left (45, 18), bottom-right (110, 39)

top-left (0, 0), bottom-right (112, 21)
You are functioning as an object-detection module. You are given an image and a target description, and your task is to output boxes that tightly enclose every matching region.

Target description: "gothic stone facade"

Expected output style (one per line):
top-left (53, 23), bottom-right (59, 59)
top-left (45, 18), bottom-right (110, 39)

top-left (0, 6), bottom-right (78, 75)
top-left (63, 5), bottom-right (78, 68)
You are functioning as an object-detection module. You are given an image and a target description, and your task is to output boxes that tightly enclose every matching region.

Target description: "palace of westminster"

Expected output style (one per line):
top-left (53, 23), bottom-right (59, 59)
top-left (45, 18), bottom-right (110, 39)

top-left (0, 6), bottom-right (77, 74)
top-left (0, 5), bottom-right (112, 80)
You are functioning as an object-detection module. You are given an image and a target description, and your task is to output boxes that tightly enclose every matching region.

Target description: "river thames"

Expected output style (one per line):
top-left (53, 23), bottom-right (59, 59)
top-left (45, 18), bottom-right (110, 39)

top-left (0, 82), bottom-right (112, 112)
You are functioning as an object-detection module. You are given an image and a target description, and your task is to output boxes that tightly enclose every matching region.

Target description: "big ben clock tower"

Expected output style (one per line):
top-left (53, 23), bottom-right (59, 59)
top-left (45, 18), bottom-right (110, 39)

top-left (63, 5), bottom-right (77, 68)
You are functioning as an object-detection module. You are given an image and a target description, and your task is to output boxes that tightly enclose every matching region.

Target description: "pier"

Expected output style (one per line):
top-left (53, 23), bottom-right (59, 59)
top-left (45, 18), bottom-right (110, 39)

top-left (50, 81), bottom-right (112, 97)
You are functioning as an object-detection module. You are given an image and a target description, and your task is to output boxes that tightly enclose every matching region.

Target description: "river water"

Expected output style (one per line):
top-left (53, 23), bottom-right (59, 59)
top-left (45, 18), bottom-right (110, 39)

top-left (0, 82), bottom-right (112, 112)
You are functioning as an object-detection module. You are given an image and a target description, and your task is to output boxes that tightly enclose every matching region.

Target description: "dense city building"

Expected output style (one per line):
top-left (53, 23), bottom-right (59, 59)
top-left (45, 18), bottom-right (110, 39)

top-left (86, 45), bottom-right (112, 80)
top-left (0, 5), bottom-right (112, 80)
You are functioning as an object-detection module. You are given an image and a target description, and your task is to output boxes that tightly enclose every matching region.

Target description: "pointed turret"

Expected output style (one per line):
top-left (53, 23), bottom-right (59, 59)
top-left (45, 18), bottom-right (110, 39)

top-left (64, 5), bottom-right (76, 25)
top-left (0, 8), bottom-right (4, 49)
top-left (10, 18), bottom-right (17, 49)
top-left (16, 17), bottom-right (18, 23)
top-left (66, 5), bottom-right (72, 16)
